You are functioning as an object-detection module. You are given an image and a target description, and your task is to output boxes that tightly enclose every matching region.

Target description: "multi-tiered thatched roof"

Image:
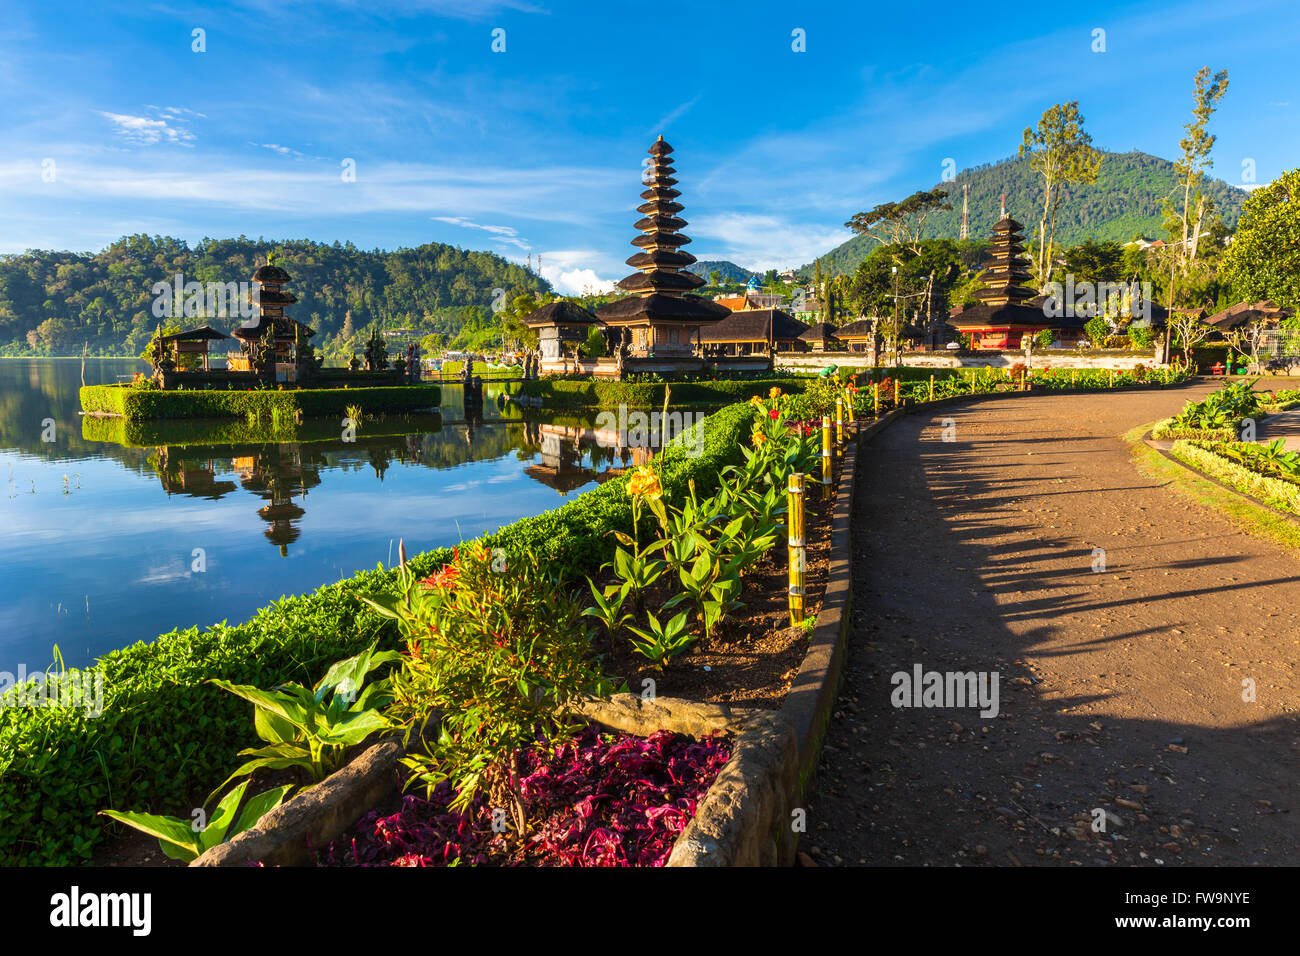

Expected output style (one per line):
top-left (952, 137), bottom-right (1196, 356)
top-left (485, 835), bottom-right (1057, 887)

top-left (597, 137), bottom-right (729, 328)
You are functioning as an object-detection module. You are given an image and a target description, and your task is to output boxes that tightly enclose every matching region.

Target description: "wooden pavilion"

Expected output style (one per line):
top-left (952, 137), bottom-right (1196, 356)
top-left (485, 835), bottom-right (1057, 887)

top-left (155, 325), bottom-right (229, 371)
top-left (700, 308), bottom-right (809, 356)
top-left (798, 321), bottom-right (840, 352)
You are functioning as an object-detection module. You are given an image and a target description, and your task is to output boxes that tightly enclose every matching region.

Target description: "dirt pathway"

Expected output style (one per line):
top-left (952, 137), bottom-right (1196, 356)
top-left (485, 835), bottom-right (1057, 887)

top-left (803, 383), bottom-right (1300, 867)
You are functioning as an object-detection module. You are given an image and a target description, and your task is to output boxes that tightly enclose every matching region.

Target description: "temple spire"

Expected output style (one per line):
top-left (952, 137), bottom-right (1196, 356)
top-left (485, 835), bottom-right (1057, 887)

top-left (615, 136), bottom-right (705, 297)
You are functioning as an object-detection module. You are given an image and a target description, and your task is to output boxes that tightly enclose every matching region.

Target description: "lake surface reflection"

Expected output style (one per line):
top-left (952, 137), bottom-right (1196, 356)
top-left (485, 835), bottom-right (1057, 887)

top-left (0, 359), bottom-right (639, 670)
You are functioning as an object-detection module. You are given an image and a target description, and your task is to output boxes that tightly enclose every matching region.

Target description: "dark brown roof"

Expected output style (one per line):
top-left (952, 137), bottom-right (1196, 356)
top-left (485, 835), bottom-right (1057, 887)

top-left (625, 249), bottom-right (697, 269)
top-left (631, 232), bottom-right (691, 249)
top-left (1206, 299), bottom-right (1294, 330)
top-left (835, 319), bottom-right (875, 338)
top-left (257, 290), bottom-right (298, 305)
top-left (522, 300), bottom-right (603, 328)
top-left (633, 215), bottom-right (688, 232)
top-left (617, 270), bottom-right (706, 294)
top-left (798, 322), bottom-right (839, 342)
top-left (949, 303), bottom-right (1087, 330)
top-left (159, 324), bottom-right (230, 342)
top-left (232, 315), bottom-right (316, 340)
top-left (253, 264), bottom-right (292, 283)
top-left (700, 309), bottom-right (808, 344)
top-left (596, 293), bottom-right (730, 325)
top-left (648, 136), bottom-right (674, 157)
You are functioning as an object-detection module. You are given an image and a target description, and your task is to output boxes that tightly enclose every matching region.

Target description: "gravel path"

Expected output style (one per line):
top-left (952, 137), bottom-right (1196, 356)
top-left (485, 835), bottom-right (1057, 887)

top-left (802, 383), bottom-right (1300, 867)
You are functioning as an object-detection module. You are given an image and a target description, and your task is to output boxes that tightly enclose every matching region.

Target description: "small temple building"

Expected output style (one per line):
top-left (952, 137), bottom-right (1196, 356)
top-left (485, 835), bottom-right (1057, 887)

top-left (700, 308), bottom-right (809, 357)
top-left (798, 321), bottom-right (839, 352)
top-left (153, 325), bottom-right (230, 372)
top-left (522, 300), bottom-right (603, 376)
top-left (594, 136), bottom-right (730, 372)
top-left (832, 318), bottom-right (876, 353)
top-left (947, 215), bottom-right (1079, 349)
top-left (230, 259), bottom-right (317, 381)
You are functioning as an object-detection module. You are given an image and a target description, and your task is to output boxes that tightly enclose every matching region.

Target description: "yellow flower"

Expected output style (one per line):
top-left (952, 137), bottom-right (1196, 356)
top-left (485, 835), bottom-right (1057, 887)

top-left (768, 387), bottom-right (782, 400)
top-left (627, 465), bottom-right (662, 500)
top-left (749, 395), bottom-right (764, 409)
top-left (752, 432), bottom-right (767, 447)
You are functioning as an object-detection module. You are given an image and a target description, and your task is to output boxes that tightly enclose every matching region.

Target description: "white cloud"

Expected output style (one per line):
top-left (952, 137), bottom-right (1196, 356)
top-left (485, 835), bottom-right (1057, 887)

top-left (537, 249), bottom-right (618, 295)
top-left (98, 109), bottom-right (196, 146)
top-left (432, 215), bottom-right (529, 249)
top-left (254, 142), bottom-right (303, 157)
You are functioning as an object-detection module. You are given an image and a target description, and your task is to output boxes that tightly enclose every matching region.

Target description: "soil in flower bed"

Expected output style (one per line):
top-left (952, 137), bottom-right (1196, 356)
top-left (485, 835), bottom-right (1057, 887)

top-left (317, 726), bottom-right (731, 867)
top-left (597, 457), bottom-right (841, 708)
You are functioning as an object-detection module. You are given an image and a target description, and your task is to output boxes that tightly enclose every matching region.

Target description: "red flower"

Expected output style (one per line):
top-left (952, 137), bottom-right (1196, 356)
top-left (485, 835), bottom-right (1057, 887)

top-left (769, 408), bottom-right (779, 420)
top-left (420, 564), bottom-right (461, 590)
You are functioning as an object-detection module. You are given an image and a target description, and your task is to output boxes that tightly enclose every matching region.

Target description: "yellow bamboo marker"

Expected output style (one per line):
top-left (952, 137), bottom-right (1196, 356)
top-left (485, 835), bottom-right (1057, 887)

top-left (929, 374), bottom-right (935, 402)
top-left (1109, 368), bottom-right (1114, 387)
top-left (821, 416), bottom-right (832, 500)
top-left (873, 383), bottom-right (880, 416)
top-left (894, 378), bottom-right (900, 407)
top-left (1071, 370), bottom-right (1077, 388)
top-left (1020, 368), bottom-right (1027, 391)
top-left (787, 472), bottom-right (805, 626)
top-left (845, 385), bottom-right (855, 424)
top-left (835, 396), bottom-right (844, 458)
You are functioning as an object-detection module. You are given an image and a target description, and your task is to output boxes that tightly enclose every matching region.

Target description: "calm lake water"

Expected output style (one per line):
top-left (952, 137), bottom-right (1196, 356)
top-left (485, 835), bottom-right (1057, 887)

top-left (0, 358), bottom-right (627, 671)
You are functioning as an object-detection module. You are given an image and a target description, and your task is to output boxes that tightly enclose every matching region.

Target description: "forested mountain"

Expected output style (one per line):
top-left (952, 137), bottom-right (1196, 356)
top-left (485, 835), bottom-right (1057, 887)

top-left (803, 150), bottom-right (1248, 276)
top-left (686, 260), bottom-right (755, 283)
top-left (0, 235), bottom-right (550, 356)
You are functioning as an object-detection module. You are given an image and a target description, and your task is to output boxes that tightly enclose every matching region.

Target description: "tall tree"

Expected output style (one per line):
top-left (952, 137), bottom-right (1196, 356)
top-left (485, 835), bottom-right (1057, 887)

top-left (1019, 101), bottom-right (1103, 285)
top-left (845, 189), bottom-right (952, 261)
top-left (1173, 67), bottom-right (1229, 267)
top-left (1223, 168), bottom-right (1300, 308)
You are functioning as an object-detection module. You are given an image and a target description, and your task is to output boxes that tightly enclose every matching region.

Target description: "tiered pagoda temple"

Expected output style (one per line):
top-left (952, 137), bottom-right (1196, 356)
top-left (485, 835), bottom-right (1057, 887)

top-left (949, 215), bottom-right (1083, 349)
top-left (595, 136), bottom-right (729, 370)
top-left (231, 260), bottom-right (317, 380)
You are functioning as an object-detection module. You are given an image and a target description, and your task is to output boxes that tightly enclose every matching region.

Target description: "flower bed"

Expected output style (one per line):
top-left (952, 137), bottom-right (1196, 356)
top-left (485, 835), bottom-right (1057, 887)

top-left (518, 376), bottom-right (809, 408)
top-left (319, 726), bottom-right (732, 867)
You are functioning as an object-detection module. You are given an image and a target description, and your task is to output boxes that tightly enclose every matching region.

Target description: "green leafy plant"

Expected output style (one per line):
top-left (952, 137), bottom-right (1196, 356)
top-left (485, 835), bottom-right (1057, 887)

top-left (626, 609), bottom-right (696, 669)
top-left (366, 545), bottom-right (609, 837)
top-left (100, 779), bottom-right (293, 862)
top-left (206, 642), bottom-right (400, 798)
top-left (581, 577), bottom-right (632, 641)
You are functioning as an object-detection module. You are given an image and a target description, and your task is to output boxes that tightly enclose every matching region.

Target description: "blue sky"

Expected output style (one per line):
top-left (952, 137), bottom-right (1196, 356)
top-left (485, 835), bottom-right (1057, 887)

top-left (0, 0), bottom-right (1296, 294)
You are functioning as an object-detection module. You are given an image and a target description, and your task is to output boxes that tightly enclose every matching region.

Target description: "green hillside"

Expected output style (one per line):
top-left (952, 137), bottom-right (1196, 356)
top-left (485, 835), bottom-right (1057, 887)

top-left (803, 150), bottom-right (1247, 276)
top-left (686, 260), bottom-right (755, 283)
top-left (0, 235), bottom-right (550, 356)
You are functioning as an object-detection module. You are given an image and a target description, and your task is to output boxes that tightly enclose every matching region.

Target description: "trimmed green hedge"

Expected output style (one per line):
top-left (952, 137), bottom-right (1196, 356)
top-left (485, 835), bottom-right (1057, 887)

top-left (1150, 417), bottom-right (1240, 442)
top-left (1168, 440), bottom-right (1300, 515)
top-left (0, 401), bottom-right (753, 866)
top-left (80, 383), bottom-right (442, 422)
top-left (520, 376), bottom-right (807, 407)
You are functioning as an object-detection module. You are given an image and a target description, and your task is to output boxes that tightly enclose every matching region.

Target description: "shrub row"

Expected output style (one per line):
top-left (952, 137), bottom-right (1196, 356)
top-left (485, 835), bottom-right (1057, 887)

top-left (0, 402), bottom-right (753, 866)
top-left (519, 376), bottom-right (808, 407)
top-left (1150, 417), bottom-right (1240, 442)
top-left (1168, 440), bottom-right (1300, 515)
top-left (79, 383), bottom-right (442, 422)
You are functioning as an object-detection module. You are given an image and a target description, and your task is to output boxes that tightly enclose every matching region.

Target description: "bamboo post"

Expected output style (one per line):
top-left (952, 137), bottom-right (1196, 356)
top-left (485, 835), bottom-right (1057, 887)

top-left (821, 416), bottom-right (832, 500)
top-left (787, 472), bottom-right (805, 626)
top-left (1109, 368), bottom-right (1114, 387)
top-left (929, 373), bottom-right (935, 402)
top-left (835, 396), bottom-right (844, 457)
top-left (1020, 368), bottom-right (1026, 391)
top-left (873, 383), bottom-right (880, 416)
top-left (1071, 370), bottom-right (1077, 388)
top-left (894, 377), bottom-right (900, 407)
top-left (845, 386), bottom-right (855, 424)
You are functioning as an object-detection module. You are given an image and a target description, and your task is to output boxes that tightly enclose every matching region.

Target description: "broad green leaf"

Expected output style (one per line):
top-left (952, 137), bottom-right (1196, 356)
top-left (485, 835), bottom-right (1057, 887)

top-left (100, 809), bottom-right (201, 860)
top-left (230, 784), bottom-right (295, 838)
